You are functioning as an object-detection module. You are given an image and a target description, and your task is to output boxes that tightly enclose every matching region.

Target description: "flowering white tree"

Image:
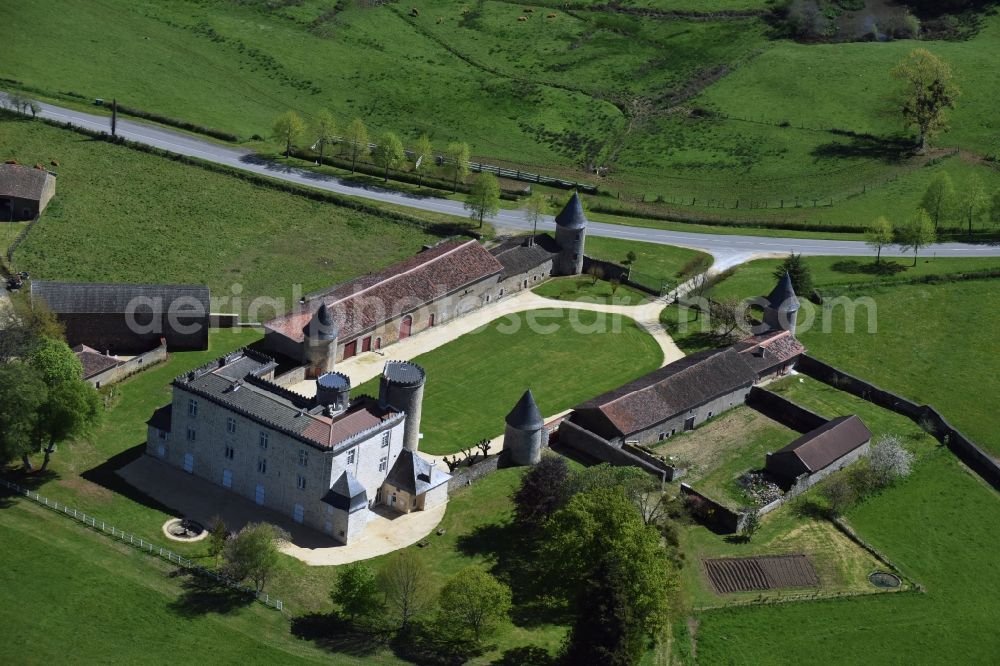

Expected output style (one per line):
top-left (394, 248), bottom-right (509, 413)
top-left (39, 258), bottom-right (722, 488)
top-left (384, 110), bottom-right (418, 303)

top-left (868, 435), bottom-right (914, 487)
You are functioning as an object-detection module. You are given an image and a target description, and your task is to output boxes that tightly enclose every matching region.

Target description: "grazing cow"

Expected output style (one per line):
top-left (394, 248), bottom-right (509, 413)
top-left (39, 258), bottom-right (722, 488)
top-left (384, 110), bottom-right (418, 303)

top-left (547, 12), bottom-right (557, 18)
top-left (410, 7), bottom-right (419, 16)
top-left (518, 15), bottom-right (527, 21)
top-left (524, 7), bottom-right (534, 12)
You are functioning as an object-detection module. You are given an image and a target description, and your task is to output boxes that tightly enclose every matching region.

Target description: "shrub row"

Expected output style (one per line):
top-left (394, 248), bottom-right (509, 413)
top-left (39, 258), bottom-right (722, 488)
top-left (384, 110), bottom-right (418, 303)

top-left (94, 100), bottom-right (240, 142)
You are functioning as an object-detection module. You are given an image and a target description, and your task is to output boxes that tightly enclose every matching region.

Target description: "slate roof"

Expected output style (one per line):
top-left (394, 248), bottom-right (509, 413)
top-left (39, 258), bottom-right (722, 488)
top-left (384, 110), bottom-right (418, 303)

top-left (0, 164), bottom-right (52, 201)
top-left (506, 389), bottom-right (544, 430)
top-left (307, 303), bottom-right (339, 340)
top-left (323, 471), bottom-right (368, 513)
top-left (31, 280), bottom-right (210, 315)
top-left (264, 240), bottom-right (503, 343)
top-left (771, 415), bottom-right (872, 473)
top-left (555, 192), bottom-right (587, 230)
top-left (489, 234), bottom-right (558, 280)
top-left (147, 404), bottom-right (173, 432)
top-left (571, 348), bottom-right (759, 439)
top-left (172, 351), bottom-right (401, 451)
top-left (385, 449), bottom-right (450, 496)
top-left (73, 344), bottom-right (123, 379)
top-left (732, 330), bottom-right (806, 374)
top-left (766, 272), bottom-right (799, 311)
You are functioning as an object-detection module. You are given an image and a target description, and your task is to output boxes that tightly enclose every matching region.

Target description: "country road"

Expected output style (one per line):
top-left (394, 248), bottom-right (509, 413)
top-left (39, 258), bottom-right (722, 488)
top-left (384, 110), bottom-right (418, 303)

top-left (22, 98), bottom-right (1000, 270)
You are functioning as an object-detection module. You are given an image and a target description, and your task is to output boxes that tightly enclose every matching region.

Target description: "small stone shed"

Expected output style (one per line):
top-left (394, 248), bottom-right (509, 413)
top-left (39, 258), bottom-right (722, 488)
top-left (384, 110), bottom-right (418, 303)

top-left (766, 414), bottom-right (872, 486)
top-left (0, 163), bottom-right (56, 221)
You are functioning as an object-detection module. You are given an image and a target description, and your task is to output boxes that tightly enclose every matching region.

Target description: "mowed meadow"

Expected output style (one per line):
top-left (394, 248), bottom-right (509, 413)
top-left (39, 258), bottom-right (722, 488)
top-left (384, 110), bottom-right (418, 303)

top-left (6, 0), bottom-right (997, 217)
top-left (1, 115), bottom-right (441, 316)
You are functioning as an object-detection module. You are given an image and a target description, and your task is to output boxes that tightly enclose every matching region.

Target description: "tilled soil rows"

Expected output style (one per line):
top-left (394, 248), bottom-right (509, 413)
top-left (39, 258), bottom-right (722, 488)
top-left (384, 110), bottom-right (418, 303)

top-left (705, 554), bottom-right (819, 594)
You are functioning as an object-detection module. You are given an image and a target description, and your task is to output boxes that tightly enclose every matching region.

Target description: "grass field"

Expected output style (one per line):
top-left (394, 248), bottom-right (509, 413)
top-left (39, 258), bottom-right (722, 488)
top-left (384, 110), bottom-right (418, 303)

top-left (0, 115), bottom-right (446, 315)
top-left (7, 0), bottom-right (996, 219)
top-left (532, 276), bottom-right (651, 304)
top-left (356, 309), bottom-right (664, 455)
top-left (583, 235), bottom-right (711, 281)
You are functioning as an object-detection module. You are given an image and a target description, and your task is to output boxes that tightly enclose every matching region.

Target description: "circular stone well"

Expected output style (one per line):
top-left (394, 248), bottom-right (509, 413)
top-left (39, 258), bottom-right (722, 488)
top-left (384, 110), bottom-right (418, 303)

top-left (868, 571), bottom-right (901, 589)
top-left (162, 518), bottom-right (208, 542)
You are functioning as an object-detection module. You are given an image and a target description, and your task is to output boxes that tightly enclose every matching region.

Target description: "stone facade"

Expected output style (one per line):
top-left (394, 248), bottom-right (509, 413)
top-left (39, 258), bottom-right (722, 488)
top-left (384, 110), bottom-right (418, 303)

top-left (0, 164), bottom-right (56, 221)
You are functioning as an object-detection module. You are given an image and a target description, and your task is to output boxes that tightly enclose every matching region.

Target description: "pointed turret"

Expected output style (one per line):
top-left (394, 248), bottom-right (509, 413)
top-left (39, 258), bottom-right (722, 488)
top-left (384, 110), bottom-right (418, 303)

top-left (554, 192), bottom-right (587, 275)
top-left (505, 389), bottom-right (544, 430)
top-left (762, 272), bottom-right (800, 333)
top-left (307, 302), bottom-right (339, 340)
top-left (305, 302), bottom-right (338, 376)
top-left (503, 389), bottom-right (546, 466)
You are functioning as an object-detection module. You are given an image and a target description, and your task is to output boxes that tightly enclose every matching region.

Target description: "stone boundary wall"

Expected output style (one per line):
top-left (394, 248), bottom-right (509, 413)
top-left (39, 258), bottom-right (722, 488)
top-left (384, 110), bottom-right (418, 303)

top-left (746, 386), bottom-right (827, 434)
top-left (5, 213), bottom-right (39, 262)
top-left (447, 453), bottom-right (502, 492)
top-left (558, 420), bottom-right (670, 481)
top-left (86, 341), bottom-right (168, 388)
top-left (622, 443), bottom-right (682, 481)
top-left (209, 313), bottom-right (241, 328)
top-left (581, 256), bottom-right (665, 297)
top-left (680, 483), bottom-right (742, 533)
top-left (797, 355), bottom-right (1000, 491)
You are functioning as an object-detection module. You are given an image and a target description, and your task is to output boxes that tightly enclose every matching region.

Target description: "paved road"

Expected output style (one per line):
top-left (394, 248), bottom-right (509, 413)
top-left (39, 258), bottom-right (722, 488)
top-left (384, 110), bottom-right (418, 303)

top-left (30, 100), bottom-right (1000, 269)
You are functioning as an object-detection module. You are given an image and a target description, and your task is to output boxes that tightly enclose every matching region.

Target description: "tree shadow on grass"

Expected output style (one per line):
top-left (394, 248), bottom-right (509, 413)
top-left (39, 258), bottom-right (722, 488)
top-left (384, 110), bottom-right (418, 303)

top-left (811, 133), bottom-right (913, 163)
top-left (830, 259), bottom-right (908, 276)
top-left (0, 468), bottom-right (60, 508)
top-left (80, 442), bottom-right (181, 516)
top-left (291, 612), bottom-right (388, 658)
top-left (456, 520), bottom-right (572, 628)
top-left (167, 572), bottom-right (254, 618)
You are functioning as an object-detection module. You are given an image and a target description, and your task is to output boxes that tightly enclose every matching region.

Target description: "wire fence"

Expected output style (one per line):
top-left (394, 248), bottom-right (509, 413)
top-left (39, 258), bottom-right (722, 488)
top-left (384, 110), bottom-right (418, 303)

top-left (0, 477), bottom-right (284, 612)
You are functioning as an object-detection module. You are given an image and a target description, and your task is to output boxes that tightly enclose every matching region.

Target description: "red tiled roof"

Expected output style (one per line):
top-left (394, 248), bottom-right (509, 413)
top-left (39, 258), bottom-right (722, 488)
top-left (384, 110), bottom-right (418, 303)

top-left (732, 330), bottom-right (805, 373)
top-left (75, 348), bottom-right (123, 379)
top-left (301, 397), bottom-right (399, 449)
top-left (264, 240), bottom-right (503, 343)
top-left (773, 415), bottom-right (872, 473)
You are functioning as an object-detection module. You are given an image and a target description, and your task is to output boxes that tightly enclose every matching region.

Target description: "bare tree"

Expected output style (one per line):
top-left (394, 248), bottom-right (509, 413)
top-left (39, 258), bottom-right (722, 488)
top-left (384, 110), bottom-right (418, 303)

top-left (377, 550), bottom-right (433, 629)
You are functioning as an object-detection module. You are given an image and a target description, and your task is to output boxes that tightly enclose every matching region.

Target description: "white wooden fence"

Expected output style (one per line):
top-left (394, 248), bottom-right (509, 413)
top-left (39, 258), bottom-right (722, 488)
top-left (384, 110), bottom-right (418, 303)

top-left (0, 478), bottom-right (284, 612)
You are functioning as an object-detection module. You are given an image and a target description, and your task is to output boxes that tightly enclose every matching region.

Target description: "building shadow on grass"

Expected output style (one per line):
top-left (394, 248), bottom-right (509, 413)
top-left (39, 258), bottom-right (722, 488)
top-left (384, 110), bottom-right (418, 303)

top-left (167, 571), bottom-right (255, 618)
top-left (456, 520), bottom-right (572, 628)
top-left (290, 612), bottom-right (388, 658)
top-left (830, 259), bottom-right (908, 276)
top-left (81, 442), bottom-right (181, 516)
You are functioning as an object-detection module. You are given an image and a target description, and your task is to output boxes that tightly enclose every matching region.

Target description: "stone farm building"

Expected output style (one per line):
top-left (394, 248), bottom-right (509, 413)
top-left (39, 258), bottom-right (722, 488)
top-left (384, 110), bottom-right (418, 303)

top-left (31, 281), bottom-right (210, 354)
top-left (766, 414), bottom-right (872, 487)
top-left (147, 351), bottom-right (448, 544)
top-left (0, 163), bottom-right (56, 221)
top-left (262, 194), bottom-right (588, 377)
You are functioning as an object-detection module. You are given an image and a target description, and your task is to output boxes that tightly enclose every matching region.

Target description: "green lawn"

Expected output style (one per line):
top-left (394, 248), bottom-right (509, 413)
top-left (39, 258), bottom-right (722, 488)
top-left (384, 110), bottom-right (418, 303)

top-left (356, 308), bottom-right (663, 455)
top-left (1, 115), bottom-right (443, 315)
top-left (693, 446), bottom-right (1000, 663)
top-left (532, 276), bottom-right (651, 305)
top-left (583, 235), bottom-right (712, 283)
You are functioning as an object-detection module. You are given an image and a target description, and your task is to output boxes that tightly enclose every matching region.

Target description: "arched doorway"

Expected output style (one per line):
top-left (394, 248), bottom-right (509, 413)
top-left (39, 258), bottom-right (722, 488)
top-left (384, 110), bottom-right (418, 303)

top-left (399, 315), bottom-right (413, 339)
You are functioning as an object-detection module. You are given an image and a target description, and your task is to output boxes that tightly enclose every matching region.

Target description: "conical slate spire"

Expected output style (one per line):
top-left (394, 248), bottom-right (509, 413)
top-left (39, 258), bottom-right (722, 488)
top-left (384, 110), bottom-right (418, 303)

top-left (766, 272), bottom-right (799, 311)
top-left (555, 192), bottom-right (587, 230)
top-left (307, 302), bottom-right (339, 340)
top-left (505, 389), bottom-right (544, 430)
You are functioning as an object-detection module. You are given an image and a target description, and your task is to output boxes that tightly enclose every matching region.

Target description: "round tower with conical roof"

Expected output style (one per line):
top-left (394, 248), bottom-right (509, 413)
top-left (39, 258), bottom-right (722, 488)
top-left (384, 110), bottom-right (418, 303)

top-left (305, 302), bottom-right (339, 377)
top-left (554, 192), bottom-right (587, 276)
top-left (379, 361), bottom-right (426, 452)
top-left (502, 389), bottom-right (546, 466)
top-left (762, 272), bottom-right (800, 333)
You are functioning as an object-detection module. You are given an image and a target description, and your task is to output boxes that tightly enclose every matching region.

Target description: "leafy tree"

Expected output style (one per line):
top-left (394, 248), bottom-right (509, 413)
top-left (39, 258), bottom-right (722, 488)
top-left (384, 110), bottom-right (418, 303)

top-left (0, 292), bottom-right (64, 363)
top-left (273, 111), bottom-right (306, 159)
top-left (333, 562), bottom-right (383, 622)
top-left (739, 507), bottom-right (761, 542)
top-left (774, 252), bottom-right (813, 296)
top-left (373, 131), bottom-right (405, 183)
top-left (0, 364), bottom-right (47, 469)
top-left (587, 264), bottom-right (604, 286)
top-left (208, 516), bottom-right (229, 566)
top-left (522, 191), bottom-right (549, 238)
top-left (344, 118), bottom-right (370, 173)
top-left (708, 297), bottom-right (749, 342)
top-left (625, 250), bottom-right (638, 267)
top-left (464, 172), bottom-right (500, 228)
top-left (820, 476), bottom-right (856, 517)
top-left (868, 435), bottom-right (915, 487)
top-left (36, 379), bottom-right (102, 470)
top-left (312, 109), bottom-right (338, 166)
top-left (561, 560), bottom-right (643, 666)
top-left (28, 337), bottom-right (83, 385)
top-left (865, 216), bottom-right (895, 265)
top-left (891, 49), bottom-right (960, 153)
top-left (512, 455), bottom-right (571, 527)
top-left (785, 0), bottom-right (831, 39)
top-left (990, 191), bottom-right (1000, 228)
top-left (437, 567), bottom-right (512, 645)
top-left (378, 550), bottom-right (433, 629)
top-left (445, 142), bottom-right (471, 192)
top-left (224, 522), bottom-right (289, 593)
top-left (920, 172), bottom-right (955, 230)
top-left (898, 208), bottom-right (936, 266)
top-left (541, 487), bottom-right (673, 661)
top-left (410, 134), bottom-right (433, 187)
top-left (957, 174), bottom-right (989, 238)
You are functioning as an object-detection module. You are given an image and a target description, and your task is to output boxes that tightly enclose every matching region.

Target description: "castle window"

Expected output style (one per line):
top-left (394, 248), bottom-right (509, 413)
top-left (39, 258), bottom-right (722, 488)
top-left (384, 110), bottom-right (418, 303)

top-left (188, 399), bottom-right (198, 417)
top-left (224, 444), bottom-right (235, 460)
top-left (186, 426), bottom-right (196, 442)
top-left (381, 432), bottom-right (390, 448)
top-left (226, 417), bottom-right (236, 434)
top-left (259, 431), bottom-right (269, 450)
top-left (257, 458), bottom-right (267, 474)
top-left (296, 474), bottom-right (306, 490)
top-left (298, 449), bottom-right (309, 467)
top-left (347, 448), bottom-right (356, 465)
top-left (379, 456), bottom-right (388, 472)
